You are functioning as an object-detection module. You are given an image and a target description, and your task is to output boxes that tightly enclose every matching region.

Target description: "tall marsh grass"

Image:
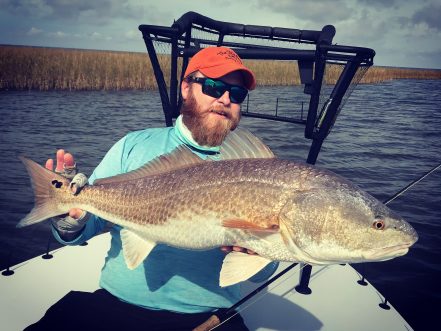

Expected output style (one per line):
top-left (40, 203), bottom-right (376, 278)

top-left (0, 46), bottom-right (156, 90)
top-left (1, 45), bottom-right (440, 91)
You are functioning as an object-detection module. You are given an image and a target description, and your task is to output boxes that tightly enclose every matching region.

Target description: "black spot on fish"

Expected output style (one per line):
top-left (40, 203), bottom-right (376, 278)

top-left (51, 180), bottom-right (63, 189)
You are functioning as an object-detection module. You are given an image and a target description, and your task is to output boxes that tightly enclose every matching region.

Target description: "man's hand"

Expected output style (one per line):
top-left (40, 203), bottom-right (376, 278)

top-left (45, 149), bottom-right (84, 219)
top-left (220, 246), bottom-right (257, 255)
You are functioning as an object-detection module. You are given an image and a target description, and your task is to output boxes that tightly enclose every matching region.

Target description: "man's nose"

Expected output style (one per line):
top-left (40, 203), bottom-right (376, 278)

top-left (217, 91), bottom-right (231, 105)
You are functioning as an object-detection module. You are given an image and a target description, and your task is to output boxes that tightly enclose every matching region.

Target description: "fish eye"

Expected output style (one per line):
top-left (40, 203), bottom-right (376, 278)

top-left (373, 219), bottom-right (385, 230)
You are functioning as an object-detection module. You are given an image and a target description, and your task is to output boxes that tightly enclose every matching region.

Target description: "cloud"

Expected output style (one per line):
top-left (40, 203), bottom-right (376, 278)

top-left (48, 30), bottom-right (68, 38)
top-left (330, 7), bottom-right (390, 46)
top-left (1, 0), bottom-right (54, 18)
top-left (124, 30), bottom-right (139, 40)
top-left (86, 31), bottom-right (112, 41)
top-left (90, 31), bottom-right (102, 39)
top-left (355, 0), bottom-right (398, 8)
top-left (256, 0), bottom-right (352, 23)
top-left (395, 46), bottom-right (441, 69)
top-left (1, 0), bottom-right (147, 22)
top-left (411, 3), bottom-right (441, 31)
top-left (1, 0), bottom-right (439, 68)
top-left (26, 27), bottom-right (43, 35)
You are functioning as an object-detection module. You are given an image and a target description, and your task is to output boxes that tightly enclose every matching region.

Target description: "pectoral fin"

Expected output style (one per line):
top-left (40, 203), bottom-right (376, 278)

top-left (120, 229), bottom-right (156, 270)
top-left (220, 252), bottom-right (272, 287)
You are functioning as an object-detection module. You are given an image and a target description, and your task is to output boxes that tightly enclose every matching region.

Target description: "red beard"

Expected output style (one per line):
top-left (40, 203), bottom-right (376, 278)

top-left (180, 90), bottom-right (240, 147)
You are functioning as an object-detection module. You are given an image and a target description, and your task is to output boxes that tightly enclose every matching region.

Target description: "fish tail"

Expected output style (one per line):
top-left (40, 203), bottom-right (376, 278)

top-left (17, 156), bottom-right (69, 228)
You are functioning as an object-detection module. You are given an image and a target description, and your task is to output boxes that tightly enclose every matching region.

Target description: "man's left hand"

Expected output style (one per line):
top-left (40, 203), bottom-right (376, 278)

top-left (220, 246), bottom-right (256, 255)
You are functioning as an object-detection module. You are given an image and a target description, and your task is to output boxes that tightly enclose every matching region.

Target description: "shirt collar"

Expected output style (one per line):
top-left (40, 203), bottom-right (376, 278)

top-left (174, 115), bottom-right (221, 154)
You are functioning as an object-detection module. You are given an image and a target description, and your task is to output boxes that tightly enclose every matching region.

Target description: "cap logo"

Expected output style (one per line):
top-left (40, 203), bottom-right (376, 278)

top-left (217, 50), bottom-right (242, 64)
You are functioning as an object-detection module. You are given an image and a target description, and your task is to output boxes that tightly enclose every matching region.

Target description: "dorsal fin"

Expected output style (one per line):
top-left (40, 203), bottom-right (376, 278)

top-left (94, 128), bottom-right (274, 186)
top-left (219, 127), bottom-right (275, 160)
top-left (94, 145), bottom-right (203, 185)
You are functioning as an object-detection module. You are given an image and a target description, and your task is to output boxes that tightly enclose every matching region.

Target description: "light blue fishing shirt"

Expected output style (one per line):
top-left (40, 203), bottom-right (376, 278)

top-left (53, 116), bottom-right (278, 313)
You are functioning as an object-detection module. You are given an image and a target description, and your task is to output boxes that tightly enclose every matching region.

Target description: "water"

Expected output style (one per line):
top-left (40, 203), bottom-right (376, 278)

top-left (1, 80), bottom-right (440, 330)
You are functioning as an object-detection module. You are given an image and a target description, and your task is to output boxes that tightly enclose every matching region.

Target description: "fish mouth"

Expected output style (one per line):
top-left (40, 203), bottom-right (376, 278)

top-left (364, 243), bottom-right (413, 261)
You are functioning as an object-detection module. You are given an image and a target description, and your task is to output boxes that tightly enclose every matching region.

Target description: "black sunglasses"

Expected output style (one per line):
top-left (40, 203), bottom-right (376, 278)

top-left (186, 77), bottom-right (248, 104)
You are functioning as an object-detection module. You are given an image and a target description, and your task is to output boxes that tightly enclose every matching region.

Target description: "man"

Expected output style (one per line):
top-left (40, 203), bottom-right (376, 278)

top-left (26, 46), bottom-right (278, 331)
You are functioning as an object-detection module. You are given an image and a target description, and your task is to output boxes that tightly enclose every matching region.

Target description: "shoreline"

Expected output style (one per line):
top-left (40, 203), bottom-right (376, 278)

top-left (2, 45), bottom-right (441, 91)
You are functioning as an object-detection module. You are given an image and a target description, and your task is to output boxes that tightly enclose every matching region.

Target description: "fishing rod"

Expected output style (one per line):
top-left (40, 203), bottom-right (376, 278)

top-left (195, 161), bottom-right (441, 331)
top-left (194, 263), bottom-right (301, 331)
top-left (383, 162), bottom-right (441, 205)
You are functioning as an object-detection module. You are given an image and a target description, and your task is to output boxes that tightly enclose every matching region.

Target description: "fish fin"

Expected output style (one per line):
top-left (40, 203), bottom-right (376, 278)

top-left (220, 252), bottom-right (272, 287)
top-left (219, 128), bottom-right (275, 160)
top-left (94, 145), bottom-right (204, 185)
top-left (17, 156), bottom-right (68, 228)
top-left (120, 229), bottom-right (156, 270)
top-left (94, 128), bottom-right (273, 185)
top-left (222, 219), bottom-right (279, 232)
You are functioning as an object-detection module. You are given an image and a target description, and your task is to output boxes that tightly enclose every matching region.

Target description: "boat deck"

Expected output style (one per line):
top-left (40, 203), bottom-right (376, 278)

top-left (0, 233), bottom-right (413, 331)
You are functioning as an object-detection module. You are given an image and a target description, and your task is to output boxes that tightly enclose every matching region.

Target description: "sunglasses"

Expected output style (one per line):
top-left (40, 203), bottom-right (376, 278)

top-left (186, 77), bottom-right (248, 104)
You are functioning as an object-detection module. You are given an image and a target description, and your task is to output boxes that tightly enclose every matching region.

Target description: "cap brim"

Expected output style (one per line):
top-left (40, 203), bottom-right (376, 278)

top-left (200, 65), bottom-right (256, 90)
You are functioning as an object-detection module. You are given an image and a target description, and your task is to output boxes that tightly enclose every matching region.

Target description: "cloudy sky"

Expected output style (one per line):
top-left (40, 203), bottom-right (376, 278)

top-left (1, 0), bottom-right (440, 69)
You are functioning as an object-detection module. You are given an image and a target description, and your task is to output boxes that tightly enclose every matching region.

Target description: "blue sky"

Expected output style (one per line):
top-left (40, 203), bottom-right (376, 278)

top-left (1, 0), bottom-right (440, 69)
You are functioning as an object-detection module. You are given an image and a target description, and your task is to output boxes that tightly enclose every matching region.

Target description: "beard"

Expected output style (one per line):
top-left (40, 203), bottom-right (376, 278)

top-left (180, 89), bottom-right (241, 147)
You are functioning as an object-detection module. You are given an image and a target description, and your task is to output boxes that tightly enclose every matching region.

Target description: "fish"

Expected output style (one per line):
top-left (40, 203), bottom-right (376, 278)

top-left (18, 128), bottom-right (418, 287)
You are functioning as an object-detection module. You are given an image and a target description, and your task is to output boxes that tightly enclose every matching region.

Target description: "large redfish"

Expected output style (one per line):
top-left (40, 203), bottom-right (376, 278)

top-left (18, 129), bottom-right (418, 286)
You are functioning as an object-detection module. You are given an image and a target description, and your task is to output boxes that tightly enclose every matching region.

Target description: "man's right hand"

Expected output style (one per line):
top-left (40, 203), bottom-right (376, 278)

top-left (46, 149), bottom-right (84, 219)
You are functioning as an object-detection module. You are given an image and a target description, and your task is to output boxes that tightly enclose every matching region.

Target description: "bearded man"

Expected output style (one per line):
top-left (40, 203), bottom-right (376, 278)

top-left (26, 47), bottom-right (278, 331)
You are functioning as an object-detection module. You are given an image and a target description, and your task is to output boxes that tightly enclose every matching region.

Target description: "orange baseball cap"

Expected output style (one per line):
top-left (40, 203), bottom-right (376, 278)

top-left (183, 46), bottom-right (256, 90)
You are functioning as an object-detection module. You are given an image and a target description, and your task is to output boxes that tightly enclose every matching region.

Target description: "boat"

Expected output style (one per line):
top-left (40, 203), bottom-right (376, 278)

top-left (0, 12), bottom-right (414, 330)
top-left (1, 232), bottom-right (413, 330)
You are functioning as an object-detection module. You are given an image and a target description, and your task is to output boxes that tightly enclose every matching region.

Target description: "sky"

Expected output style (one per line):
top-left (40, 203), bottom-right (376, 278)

top-left (1, 0), bottom-right (440, 69)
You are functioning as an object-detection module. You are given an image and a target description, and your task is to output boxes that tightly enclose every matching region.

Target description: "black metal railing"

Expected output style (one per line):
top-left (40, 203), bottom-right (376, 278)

top-left (139, 11), bottom-right (374, 166)
top-left (138, 11), bottom-right (375, 293)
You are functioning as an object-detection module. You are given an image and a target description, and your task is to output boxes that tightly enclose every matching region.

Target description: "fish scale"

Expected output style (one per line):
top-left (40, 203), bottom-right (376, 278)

top-left (71, 159), bottom-right (293, 230)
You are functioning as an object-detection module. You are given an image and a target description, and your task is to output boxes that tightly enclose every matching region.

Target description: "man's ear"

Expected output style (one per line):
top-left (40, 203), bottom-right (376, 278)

top-left (181, 79), bottom-right (190, 101)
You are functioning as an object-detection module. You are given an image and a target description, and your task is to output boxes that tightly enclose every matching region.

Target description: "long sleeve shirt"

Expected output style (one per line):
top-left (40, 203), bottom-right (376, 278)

top-left (52, 116), bottom-right (278, 313)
